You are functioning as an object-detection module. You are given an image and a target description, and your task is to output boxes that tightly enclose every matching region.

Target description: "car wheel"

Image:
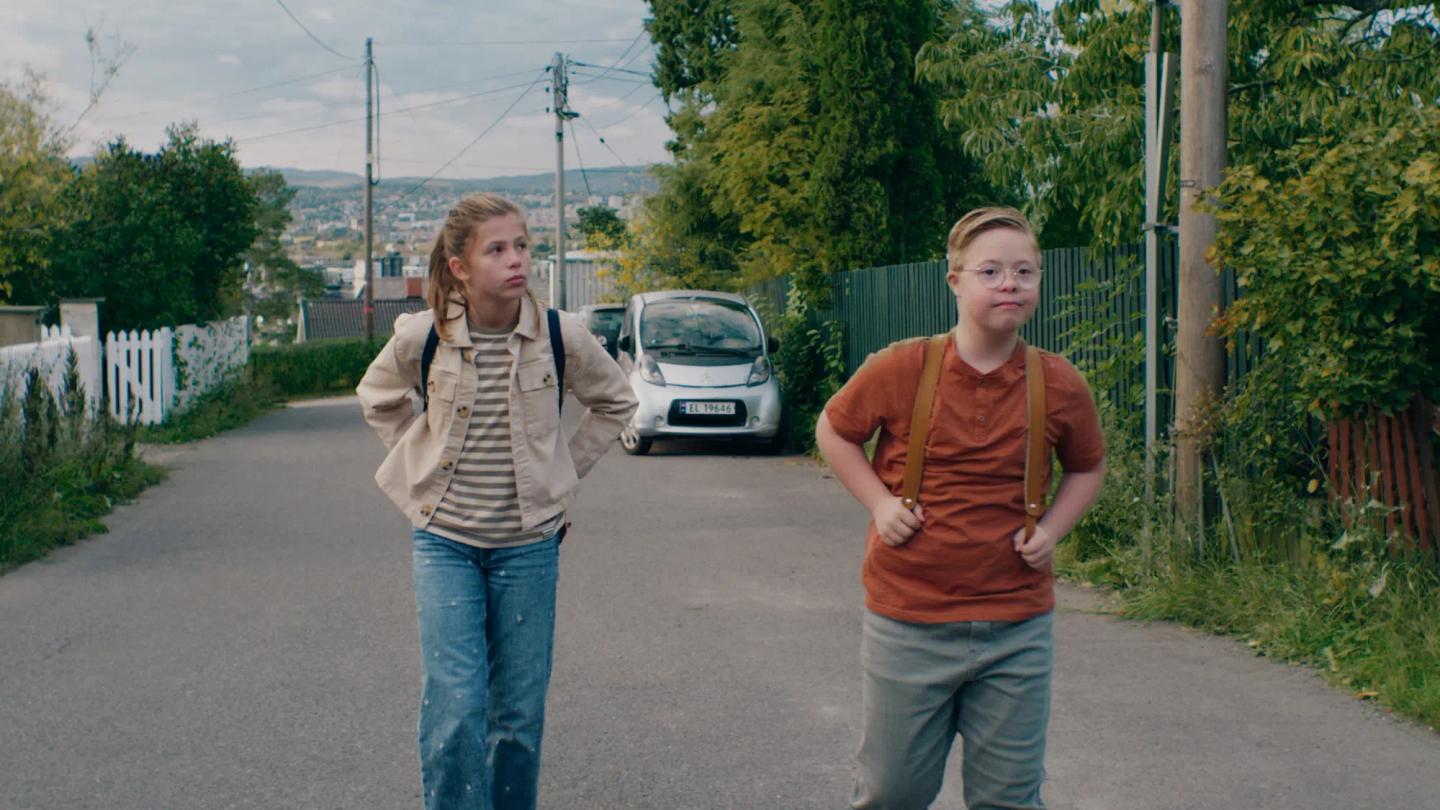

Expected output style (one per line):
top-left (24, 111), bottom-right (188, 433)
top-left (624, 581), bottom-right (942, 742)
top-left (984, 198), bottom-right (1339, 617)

top-left (620, 425), bottom-right (652, 456)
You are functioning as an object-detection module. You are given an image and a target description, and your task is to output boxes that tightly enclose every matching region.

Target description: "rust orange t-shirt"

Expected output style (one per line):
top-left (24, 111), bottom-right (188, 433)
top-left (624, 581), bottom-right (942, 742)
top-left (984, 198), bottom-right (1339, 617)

top-left (824, 336), bottom-right (1105, 624)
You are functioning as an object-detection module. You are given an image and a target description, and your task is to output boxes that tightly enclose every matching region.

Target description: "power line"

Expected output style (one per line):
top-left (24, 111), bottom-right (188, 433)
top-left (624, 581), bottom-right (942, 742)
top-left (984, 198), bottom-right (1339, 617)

top-left (590, 92), bottom-right (662, 129)
top-left (569, 67), bottom-right (653, 86)
top-left (578, 29), bottom-right (647, 84)
top-left (233, 78), bottom-right (545, 143)
top-left (569, 60), bottom-right (651, 79)
top-left (569, 119), bottom-right (593, 197)
top-left (90, 65), bottom-right (357, 126)
top-left (274, 0), bottom-right (357, 61)
top-left (372, 67), bottom-right (547, 101)
top-left (374, 37), bottom-right (639, 46)
top-left (577, 115), bottom-right (630, 168)
top-left (381, 69), bottom-right (549, 209)
top-left (574, 81), bottom-right (650, 113)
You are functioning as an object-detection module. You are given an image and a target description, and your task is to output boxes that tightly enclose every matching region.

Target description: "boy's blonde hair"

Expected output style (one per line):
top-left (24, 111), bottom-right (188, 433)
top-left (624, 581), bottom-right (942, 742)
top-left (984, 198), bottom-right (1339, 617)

top-left (427, 192), bottom-right (532, 340)
top-left (945, 207), bottom-right (1041, 274)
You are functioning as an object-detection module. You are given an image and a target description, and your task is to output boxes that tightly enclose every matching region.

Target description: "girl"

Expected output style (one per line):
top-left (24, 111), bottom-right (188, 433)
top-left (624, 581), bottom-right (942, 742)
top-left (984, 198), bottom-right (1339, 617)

top-left (357, 193), bottom-right (636, 810)
top-left (816, 207), bottom-right (1106, 809)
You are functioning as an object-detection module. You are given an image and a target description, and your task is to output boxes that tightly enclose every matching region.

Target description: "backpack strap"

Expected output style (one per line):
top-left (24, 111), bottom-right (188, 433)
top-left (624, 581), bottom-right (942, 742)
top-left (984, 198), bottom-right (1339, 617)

top-left (900, 334), bottom-right (949, 510)
top-left (899, 337), bottom-right (1049, 540)
top-left (419, 324), bottom-right (440, 412)
top-left (547, 308), bottom-right (565, 414)
top-left (420, 311), bottom-right (566, 415)
top-left (1023, 345), bottom-right (1047, 540)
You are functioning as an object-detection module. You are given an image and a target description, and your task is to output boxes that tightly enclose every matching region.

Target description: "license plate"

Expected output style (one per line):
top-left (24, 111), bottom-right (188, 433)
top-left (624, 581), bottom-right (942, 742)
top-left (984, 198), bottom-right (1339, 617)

top-left (680, 401), bottom-right (736, 416)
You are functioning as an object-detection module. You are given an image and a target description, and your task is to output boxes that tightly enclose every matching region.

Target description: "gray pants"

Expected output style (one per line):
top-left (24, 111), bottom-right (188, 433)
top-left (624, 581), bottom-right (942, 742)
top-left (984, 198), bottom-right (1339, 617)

top-left (851, 610), bottom-right (1054, 810)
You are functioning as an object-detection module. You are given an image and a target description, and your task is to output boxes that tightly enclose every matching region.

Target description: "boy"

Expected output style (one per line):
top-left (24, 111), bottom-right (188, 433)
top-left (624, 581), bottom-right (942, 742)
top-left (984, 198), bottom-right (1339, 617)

top-left (816, 208), bottom-right (1106, 810)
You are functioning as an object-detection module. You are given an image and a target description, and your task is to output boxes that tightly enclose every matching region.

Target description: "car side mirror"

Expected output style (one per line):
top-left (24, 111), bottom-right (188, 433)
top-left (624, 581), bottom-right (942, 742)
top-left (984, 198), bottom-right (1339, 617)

top-left (618, 335), bottom-right (633, 353)
top-left (767, 336), bottom-right (779, 353)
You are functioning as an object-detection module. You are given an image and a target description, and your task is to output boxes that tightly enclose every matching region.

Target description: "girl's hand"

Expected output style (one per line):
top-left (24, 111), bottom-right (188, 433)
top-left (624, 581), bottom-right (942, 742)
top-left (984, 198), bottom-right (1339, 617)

top-left (872, 498), bottom-right (924, 547)
top-left (1014, 523), bottom-right (1058, 571)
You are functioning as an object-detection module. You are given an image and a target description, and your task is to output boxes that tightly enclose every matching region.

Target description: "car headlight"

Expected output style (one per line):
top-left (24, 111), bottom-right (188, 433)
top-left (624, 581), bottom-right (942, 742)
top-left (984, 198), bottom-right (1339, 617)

top-left (746, 356), bottom-right (771, 386)
top-left (639, 354), bottom-right (666, 386)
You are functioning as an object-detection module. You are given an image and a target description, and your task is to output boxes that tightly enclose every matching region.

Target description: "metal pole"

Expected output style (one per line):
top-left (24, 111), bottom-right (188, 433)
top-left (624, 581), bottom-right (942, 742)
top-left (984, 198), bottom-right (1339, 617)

top-left (1176, 0), bottom-right (1228, 517)
top-left (363, 37), bottom-right (375, 341)
top-left (552, 52), bottom-right (567, 311)
top-left (1144, 2), bottom-right (1177, 492)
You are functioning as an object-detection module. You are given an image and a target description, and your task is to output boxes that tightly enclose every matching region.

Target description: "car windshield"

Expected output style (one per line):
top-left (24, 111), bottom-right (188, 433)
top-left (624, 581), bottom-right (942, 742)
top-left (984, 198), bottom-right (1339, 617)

top-left (587, 310), bottom-right (623, 331)
top-left (640, 299), bottom-right (762, 353)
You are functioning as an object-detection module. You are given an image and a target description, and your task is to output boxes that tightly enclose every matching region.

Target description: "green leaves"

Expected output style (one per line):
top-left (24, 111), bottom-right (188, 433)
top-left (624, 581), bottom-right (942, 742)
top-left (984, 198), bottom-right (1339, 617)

top-left (1209, 108), bottom-right (1440, 420)
top-left (50, 125), bottom-right (260, 331)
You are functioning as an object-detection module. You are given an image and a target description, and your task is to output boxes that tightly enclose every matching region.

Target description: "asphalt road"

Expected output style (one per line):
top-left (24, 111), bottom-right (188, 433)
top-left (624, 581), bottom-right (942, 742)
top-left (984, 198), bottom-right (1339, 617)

top-left (1, 396), bottom-right (1436, 809)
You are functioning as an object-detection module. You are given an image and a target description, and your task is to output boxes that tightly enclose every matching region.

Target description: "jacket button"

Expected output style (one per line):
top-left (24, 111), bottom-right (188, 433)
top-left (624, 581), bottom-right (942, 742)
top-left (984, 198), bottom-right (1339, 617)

top-left (441, 460), bottom-right (453, 471)
top-left (420, 505), bottom-right (432, 516)
top-left (456, 405), bottom-right (469, 417)
top-left (460, 349), bottom-right (471, 363)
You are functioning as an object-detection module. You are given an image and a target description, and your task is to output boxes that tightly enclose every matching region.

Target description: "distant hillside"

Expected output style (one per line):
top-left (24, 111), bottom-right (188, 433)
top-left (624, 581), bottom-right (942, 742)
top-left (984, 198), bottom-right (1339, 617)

top-left (269, 165), bottom-right (659, 196)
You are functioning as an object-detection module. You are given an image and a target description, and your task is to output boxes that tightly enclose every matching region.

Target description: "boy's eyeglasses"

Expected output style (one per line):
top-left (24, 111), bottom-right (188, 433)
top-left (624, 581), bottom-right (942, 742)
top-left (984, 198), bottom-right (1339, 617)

top-left (960, 264), bottom-right (1043, 290)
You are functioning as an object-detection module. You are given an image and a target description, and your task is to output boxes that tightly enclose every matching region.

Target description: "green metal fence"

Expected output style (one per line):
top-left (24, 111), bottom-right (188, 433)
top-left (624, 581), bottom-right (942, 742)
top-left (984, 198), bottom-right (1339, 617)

top-left (747, 240), bottom-right (1273, 435)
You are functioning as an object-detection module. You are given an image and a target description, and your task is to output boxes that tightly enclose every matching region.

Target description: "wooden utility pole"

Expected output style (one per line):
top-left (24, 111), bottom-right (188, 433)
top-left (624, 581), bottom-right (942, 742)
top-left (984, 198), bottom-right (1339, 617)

top-left (1175, 0), bottom-right (1227, 516)
top-left (551, 52), bottom-right (571, 311)
top-left (363, 36), bottom-right (375, 341)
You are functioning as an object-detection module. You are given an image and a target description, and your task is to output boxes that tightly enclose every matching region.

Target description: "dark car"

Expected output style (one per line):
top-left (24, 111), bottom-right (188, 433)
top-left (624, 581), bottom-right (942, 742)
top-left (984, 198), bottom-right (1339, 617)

top-left (578, 303), bottom-right (625, 358)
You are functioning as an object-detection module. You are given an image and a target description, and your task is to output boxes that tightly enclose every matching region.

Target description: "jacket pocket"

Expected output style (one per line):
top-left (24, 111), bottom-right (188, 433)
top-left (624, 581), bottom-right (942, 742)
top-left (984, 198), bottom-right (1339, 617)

top-left (516, 359), bottom-right (559, 439)
top-left (425, 367), bottom-right (460, 433)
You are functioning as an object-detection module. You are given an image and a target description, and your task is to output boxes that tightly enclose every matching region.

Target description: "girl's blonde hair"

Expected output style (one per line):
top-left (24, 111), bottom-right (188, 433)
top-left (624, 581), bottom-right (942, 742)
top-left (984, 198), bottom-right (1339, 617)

top-left (427, 192), bottom-right (533, 340)
top-left (945, 206), bottom-right (1041, 274)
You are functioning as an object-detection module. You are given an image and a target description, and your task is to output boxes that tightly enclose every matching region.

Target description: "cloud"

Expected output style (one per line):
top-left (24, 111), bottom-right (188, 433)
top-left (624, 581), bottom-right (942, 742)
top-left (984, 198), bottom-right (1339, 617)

top-left (216, 53), bottom-right (241, 66)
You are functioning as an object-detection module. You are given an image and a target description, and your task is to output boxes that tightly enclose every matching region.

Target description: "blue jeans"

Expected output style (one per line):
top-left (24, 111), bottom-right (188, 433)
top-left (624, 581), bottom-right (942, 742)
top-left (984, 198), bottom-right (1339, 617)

top-left (412, 529), bottom-right (560, 810)
top-left (851, 611), bottom-right (1054, 810)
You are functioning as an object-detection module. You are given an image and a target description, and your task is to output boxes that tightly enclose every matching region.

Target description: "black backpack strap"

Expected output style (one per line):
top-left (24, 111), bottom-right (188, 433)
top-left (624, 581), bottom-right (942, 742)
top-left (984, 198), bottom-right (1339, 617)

top-left (547, 308), bottom-right (566, 414)
top-left (419, 325), bottom-right (440, 412)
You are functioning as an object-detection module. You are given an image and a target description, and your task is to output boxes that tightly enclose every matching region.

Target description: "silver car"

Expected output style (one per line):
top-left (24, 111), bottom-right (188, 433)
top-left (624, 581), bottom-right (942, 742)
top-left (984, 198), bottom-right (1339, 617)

top-left (614, 291), bottom-right (783, 455)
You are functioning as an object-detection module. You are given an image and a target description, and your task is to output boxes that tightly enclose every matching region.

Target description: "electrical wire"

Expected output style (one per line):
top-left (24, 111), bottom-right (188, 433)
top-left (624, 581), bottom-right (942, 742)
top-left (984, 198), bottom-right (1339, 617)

top-left (578, 29), bottom-right (647, 84)
top-left (90, 65), bottom-right (357, 126)
top-left (374, 37), bottom-right (638, 46)
top-left (233, 78), bottom-right (545, 144)
top-left (381, 69), bottom-right (549, 209)
top-left (569, 60), bottom-right (651, 79)
top-left (569, 119), bottom-right (594, 198)
top-left (577, 115), bottom-right (630, 168)
top-left (275, 0), bottom-right (358, 61)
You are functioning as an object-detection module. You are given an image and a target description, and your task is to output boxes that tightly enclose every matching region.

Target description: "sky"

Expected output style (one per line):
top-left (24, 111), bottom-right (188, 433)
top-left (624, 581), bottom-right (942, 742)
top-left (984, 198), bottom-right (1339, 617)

top-left (1, 0), bottom-right (673, 179)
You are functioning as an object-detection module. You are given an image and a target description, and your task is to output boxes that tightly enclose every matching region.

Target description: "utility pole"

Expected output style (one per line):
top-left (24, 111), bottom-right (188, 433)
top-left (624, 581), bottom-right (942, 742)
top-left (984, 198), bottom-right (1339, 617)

top-left (1176, 0), bottom-right (1228, 517)
top-left (363, 36), bottom-right (375, 341)
top-left (1144, 2), bottom-right (1177, 492)
top-left (551, 52), bottom-right (576, 311)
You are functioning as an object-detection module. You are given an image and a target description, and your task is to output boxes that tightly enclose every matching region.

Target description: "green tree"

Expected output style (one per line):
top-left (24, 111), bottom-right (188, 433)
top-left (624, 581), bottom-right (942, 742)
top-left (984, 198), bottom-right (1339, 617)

top-left (575, 205), bottom-right (627, 245)
top-left (646, 0), bottom-right (739, 106)
top-left (53, 124), bottom-right (259, 331)
top-left (916, 0), bottom-right (1440, 249)
top-left (245, 169), bottom-right (321, 331)
top-left (1210, 110), bottom-right (1440, 420)
top-left (638, 0), bottom-right (996, 299)
top-left (0, 76), bottom-right (73, 304)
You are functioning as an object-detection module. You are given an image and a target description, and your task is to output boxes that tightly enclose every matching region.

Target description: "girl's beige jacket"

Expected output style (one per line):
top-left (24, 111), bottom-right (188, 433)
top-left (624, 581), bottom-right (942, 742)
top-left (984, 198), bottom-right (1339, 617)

top-left (356, 295), bottom-right (638, 530)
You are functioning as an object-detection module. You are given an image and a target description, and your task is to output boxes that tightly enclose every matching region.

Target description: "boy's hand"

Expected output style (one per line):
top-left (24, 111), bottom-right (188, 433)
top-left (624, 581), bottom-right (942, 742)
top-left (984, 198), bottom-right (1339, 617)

top-left (1014, 524), bottom-right (1058, 571)
top-left (872, 498), bottom-right (924, 546)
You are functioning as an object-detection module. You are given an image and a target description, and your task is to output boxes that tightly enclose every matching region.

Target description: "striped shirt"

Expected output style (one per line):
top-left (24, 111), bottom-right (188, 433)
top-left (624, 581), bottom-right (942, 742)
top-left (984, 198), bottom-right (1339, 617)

top-left (427, 328), bottom-right (564, 548)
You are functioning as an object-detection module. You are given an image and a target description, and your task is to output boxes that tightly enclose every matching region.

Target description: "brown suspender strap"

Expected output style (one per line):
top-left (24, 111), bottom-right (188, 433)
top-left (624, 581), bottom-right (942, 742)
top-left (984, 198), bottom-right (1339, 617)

top-left (900, 334), bottom-right (949, 510)
top-left (900, 337), bottom-right (1049, 537)
top-left (1023, 345), bottom-right (1047, 540)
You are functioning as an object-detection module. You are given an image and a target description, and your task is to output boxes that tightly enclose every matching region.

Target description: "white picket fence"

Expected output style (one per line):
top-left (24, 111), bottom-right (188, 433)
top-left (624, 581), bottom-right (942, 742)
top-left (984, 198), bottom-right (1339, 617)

top-left (0, 325), bottom-right (102, 414)
top-left (106, 316), bottom-right (249, 424)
